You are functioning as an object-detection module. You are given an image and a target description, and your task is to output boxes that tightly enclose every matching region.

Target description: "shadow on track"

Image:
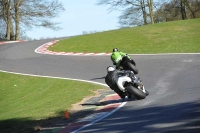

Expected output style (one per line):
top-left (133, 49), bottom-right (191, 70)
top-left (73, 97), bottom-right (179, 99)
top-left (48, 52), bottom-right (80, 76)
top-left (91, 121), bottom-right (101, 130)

top-left (1, 100), bottom-right (200, 133)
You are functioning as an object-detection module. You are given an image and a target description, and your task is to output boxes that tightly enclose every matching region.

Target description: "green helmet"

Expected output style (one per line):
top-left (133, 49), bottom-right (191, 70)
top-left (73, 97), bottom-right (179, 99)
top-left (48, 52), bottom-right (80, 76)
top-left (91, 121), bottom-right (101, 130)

top-left (111, 52), bottom-right (122, 63)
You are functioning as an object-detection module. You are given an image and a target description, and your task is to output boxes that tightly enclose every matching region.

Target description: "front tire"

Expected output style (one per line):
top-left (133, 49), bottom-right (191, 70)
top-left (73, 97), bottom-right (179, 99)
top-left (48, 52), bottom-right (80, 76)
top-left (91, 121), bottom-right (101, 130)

top-left (126, 84), bottom-right (146, 100)
top-left (145, 90), bottom-right (149, 96)
top-left (142, 86), bottom-right (149, 96)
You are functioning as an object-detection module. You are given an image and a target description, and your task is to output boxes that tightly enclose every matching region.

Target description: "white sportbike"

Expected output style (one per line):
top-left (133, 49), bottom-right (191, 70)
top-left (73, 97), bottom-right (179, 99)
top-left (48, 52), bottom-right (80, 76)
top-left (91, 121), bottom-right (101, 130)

top-left (117, 73), bottom-right (149, 100)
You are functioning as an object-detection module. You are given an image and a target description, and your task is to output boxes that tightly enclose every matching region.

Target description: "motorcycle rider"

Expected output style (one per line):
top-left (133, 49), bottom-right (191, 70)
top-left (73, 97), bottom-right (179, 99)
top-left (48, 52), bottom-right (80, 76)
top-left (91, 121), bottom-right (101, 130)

top-left (111, 48), bottom-right (136, 71)
top-left (105, 66), bottom-right (133, 99)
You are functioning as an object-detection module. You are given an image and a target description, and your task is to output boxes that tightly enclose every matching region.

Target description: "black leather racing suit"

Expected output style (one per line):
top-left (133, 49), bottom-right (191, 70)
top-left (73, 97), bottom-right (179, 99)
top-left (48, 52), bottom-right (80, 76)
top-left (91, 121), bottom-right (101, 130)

top-left (105, 69), bottom-right (133, 98)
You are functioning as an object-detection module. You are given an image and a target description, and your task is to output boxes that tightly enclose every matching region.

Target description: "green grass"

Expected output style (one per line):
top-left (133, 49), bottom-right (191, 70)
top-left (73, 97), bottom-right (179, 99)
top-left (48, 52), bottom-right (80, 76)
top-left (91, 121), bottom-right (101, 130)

top-left (0, 72), bottom-right (106, 132)
top-left (49, 18), bottom-right (200, 54)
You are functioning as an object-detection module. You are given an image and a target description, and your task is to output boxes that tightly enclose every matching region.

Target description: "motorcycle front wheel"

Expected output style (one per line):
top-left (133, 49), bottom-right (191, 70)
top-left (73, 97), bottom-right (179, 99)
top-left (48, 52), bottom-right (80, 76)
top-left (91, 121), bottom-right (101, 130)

top-left (126, 84), bottom-right (146, 100)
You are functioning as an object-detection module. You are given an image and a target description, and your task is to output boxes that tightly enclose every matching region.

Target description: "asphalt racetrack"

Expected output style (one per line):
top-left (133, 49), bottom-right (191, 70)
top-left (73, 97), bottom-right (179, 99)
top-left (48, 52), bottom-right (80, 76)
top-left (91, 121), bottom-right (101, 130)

top-left (0, 39), bottom-right (200, 133)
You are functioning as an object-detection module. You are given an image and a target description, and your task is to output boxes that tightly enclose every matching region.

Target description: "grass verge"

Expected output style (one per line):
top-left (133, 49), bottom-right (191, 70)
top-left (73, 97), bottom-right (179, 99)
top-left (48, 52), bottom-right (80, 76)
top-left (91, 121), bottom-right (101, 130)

top-left (49, 19), bottom-right (200, 54)
top-left (0, 72), bottom-right (106, 133)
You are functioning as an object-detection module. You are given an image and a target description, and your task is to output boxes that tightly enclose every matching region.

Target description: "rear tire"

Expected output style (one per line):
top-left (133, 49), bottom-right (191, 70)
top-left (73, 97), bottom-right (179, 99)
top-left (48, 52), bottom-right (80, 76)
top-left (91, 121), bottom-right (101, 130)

top-left (126, 84), bottom-right (146, 100)
top-left (126, 62), bottom-right (138, 74)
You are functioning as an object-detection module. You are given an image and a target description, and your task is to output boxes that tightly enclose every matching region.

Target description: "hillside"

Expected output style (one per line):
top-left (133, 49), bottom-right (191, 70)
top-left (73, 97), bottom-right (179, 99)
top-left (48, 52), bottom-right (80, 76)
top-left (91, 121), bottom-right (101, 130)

top-left (49, 19), bottom-right (200, 54)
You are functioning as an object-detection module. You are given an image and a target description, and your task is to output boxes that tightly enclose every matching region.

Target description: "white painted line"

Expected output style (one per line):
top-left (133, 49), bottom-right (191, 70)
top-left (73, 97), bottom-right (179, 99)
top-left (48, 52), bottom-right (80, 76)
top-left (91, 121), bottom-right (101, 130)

top-left (78, 112), bottom-right (108, 122)
top-left (0, 69), bottom-right (127, 132)
top-left (0, 69), bottom-right (108, 87)
top-left (71, 102), bottom-right (127, 133)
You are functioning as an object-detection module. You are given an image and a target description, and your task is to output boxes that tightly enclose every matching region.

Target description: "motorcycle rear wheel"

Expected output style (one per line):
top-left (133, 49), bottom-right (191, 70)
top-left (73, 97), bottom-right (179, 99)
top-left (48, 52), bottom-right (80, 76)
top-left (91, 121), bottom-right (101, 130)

top-left (126, 62), bottom-right (138, 74)
top-left (127, 84), bottom-right (146, 100)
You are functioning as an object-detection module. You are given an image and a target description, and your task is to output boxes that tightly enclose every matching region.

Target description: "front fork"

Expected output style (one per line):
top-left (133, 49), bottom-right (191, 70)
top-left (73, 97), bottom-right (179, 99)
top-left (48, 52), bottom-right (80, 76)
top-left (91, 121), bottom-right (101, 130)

top-left (133, 78), bottom-right (146, 93)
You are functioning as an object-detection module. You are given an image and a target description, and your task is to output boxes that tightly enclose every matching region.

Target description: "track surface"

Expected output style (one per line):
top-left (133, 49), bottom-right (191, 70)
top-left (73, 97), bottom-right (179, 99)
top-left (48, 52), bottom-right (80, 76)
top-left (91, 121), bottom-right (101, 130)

top-left (0, 39), bottom-right (200, 133)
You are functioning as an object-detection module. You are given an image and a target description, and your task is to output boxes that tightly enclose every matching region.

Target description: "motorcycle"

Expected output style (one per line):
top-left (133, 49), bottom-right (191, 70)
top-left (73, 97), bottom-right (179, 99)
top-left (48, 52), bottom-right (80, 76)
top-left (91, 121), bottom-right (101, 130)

top-left (119, 56), bottom-right (138, 74)
top-left (116, 72), bottom-right (149, 100)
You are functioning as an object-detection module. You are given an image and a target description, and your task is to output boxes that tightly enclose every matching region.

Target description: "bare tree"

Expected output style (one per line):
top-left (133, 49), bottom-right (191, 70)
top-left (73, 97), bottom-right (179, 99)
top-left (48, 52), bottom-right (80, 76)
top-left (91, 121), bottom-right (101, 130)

top-left (20, 0), bottom-right (64, 29)
top-left (97, 0), bottom-right (155, 26)
top-left (0, 0), bottom-right (65, 40)
top-left (119, 0), bottom-right (148, 26)
top-left (14, 0), bottom-right (23, 40)
top-left (185, 0), bottom-right (200, 18)
top-left (18, 0), bottom-right (65, 40)
top-left (2, 0), bottom-right (11, 40)
top-left (0, 19), bottom-right (6, 40)
top-left (154, 0), bottom-right (200, 22)
top-left (147, 0), bottom-right (154, 24)
top-left (181, 0), bottom-right (187, 20)
top-left (0, 2), bottom-right (6, 40)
